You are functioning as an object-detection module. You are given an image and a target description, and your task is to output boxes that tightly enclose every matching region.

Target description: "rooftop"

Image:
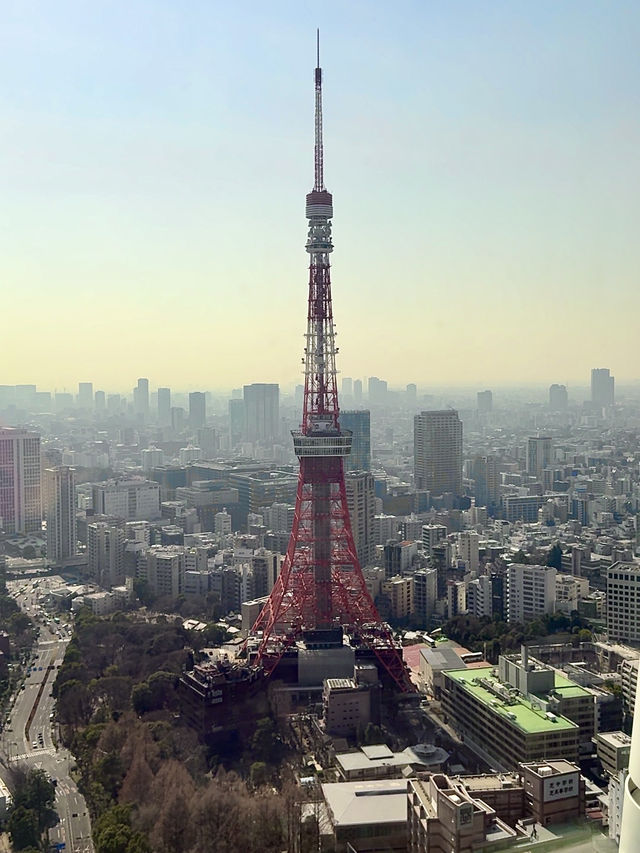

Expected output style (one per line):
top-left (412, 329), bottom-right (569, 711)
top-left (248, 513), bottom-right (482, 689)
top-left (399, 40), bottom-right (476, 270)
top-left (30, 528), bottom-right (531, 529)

top-left (321, 779), bottom-right (408, 827)
top-left (445, 667), bottom-right (579, 734)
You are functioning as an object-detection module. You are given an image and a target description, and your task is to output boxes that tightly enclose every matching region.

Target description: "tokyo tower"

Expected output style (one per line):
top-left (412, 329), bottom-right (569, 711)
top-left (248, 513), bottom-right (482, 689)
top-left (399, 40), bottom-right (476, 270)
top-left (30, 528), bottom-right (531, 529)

top-left (249, 36), bottom-right (412, 692)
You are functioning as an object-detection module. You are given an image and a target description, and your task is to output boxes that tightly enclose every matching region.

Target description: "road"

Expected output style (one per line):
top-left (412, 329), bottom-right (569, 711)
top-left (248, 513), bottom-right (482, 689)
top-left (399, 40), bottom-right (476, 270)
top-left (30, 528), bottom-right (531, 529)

top-left (1, 578), bottom-right (94, 853)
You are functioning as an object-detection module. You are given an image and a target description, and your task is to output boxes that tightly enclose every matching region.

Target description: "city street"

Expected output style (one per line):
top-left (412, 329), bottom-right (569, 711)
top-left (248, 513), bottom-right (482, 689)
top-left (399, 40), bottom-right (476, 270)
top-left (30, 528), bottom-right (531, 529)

top-left (2, 579), bottom-right (94, 853)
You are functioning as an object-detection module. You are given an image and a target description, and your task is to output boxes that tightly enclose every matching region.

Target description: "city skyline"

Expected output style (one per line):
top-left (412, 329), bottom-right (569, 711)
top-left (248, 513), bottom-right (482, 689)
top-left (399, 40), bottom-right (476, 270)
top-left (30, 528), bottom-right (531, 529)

top-left (2, 2), bottom-right (639, 388)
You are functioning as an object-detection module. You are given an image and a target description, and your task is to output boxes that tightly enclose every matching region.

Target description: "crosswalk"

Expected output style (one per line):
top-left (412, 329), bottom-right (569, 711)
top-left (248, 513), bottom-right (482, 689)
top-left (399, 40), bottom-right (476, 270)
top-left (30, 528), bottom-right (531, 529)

top-left (11, 745), bottom-right (55, 761)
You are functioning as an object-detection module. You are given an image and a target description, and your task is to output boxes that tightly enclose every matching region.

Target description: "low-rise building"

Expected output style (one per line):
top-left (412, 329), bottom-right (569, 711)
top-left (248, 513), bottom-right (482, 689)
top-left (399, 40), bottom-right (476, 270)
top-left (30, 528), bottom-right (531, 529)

top-left (335, 743), bottom-right (449, 782)
top-left (323, 678), bottom-right (372, 737)
top-left (322, 779), bottom-right (408, 853)
top-left (521, 760), bottom-right (585, 826)
top-left (595, 731), bottom-right (632, 778)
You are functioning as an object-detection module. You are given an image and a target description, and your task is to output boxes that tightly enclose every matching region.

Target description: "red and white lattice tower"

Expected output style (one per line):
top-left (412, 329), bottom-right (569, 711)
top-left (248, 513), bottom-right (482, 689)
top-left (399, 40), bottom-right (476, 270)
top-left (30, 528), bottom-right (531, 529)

top-left (250, 37), bottom-right (411, 692)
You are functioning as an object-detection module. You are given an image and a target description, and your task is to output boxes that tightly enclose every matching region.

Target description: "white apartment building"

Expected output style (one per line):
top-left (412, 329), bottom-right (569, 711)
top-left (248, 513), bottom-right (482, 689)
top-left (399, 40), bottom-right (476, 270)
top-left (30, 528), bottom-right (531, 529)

top-left (0, 427), bottom-right (41, 534)
top-left (506, 564), bottom-right (556, 624)
top-left (141, 446), bottom-right (164, 471)
top-left (607, 562), bottom-right (640, 645)
top-left (44, 466), bottom-right (76, 564)
top-left (458, 531), bottom-right (480, 575)
top-left (555, 573), bottom-right (589, 614)
top-left (92, 478), bottom-right (160, 521)
top-left (467, 575), bottom-right (493, 618)
top-left (146, 546), bottom-right (185, 599)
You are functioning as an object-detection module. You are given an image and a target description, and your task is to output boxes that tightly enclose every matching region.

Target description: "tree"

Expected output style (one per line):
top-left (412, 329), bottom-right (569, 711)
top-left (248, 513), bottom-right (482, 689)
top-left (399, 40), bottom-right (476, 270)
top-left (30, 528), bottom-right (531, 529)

top-left (250, 762), bottom-right (268, 788)
top-left (251, 717), bottom-right (278, 764)
top-left (7, 806), bottom-right (39, 850)
top-left (546, 543), bottom-right (563, 570)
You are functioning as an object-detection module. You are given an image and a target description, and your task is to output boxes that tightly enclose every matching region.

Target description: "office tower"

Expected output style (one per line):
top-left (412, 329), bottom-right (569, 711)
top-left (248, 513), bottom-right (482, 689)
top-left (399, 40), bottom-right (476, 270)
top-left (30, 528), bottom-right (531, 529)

top-left (505, 564), bottom-right (556, 623)
top-left (476, 389), bottom-right (492, 413)
top-left (458, 531), bottom-right (479, 575)
top-left (345, 471), bottom-right (376, 568)
top-left (228, 398), bottom-right (245, 446)
top-left (549, 383), bottom-right (568, 411)
top-left (77, 382), bottom-right (93, 410)
top-left (55, 392), bottom-right (73, 411)
top-left (134, 377), bottom-right (149, 419)
top-left (607, 562), bottom-right (640, 644)
top-left (0, 428), bottom-right (41, 534)
top-left (189, 391), bottom-right (206, 428)
top-left (526, 436), bottom-right (553, 477)
top-left (250, 49), bottom-right (408, 689)
top-left (15, 385), bottom-right (37, 409)
top-left (196, 427), bottom-right (217, 458)
top-left (87, 521), bottom-right (125, 588)
top-left (342, 377), bottom-right (353, 396)
top-left (92, 479), bottom-right (160, 521)
top-left (44, 466), bottom-right (76, 564)
top-left (414, 410), bottom-right (463, 496)
top-left (422, 524), bottom-right (448, 557)
top-left (353, 379), bottom-right (363, 402)
top-left (107, 394), bottom-right (122, 413)
top-left (470, 454), bottom-right (500, 509)
top-left (170, 407), bottom-right (185, 432)
top-left (367, 376), bottom-right (387, 404)
top-left (157, 387), bottom-right (171, 425)
top-left (413, 568), bottom-right (437, 628)
top-left (243, 383), bottom-right (279, 442)
top-left (94, 390), bottom-right (106, 413)
top-left (591, 368), bottom-right (615, 406)
top-left (340, 410), bottom-right (371, 472)
top-left (406, 383), bottom-right (417, 405)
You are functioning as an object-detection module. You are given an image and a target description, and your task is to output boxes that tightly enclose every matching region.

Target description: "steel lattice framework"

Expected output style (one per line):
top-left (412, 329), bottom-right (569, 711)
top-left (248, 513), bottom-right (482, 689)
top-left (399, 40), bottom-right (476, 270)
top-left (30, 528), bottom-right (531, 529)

top-left (250, 37), bottom-right (412, 692)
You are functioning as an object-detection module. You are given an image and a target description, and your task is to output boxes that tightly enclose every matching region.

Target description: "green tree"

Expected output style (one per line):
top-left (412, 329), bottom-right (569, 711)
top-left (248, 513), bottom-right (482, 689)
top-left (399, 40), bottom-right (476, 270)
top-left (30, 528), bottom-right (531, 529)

top-left (7, 806), bottom-right (39, 850)
top-left (250, 717), bottom-right (278, 763)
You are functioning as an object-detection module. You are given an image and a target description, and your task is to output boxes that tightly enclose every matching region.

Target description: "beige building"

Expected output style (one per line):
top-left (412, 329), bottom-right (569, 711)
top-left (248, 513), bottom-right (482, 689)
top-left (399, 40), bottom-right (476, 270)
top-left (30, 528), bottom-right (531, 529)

top-left (0, 427), bottom-right (41, 534)
top-left (383, 575), bottom-right (413, 620)
top-left (521, 761), bottom-right (585, 826)
top-left (345, 470), bottom-right (375, 568)
top-left (323, 678), bottom-right (372, 736)
top-left (44, 466), bottom-right (76, 565)
top-left (414, 410), bottom-right (463, 496)
top-left (595, 731), bottom-right (632, 778)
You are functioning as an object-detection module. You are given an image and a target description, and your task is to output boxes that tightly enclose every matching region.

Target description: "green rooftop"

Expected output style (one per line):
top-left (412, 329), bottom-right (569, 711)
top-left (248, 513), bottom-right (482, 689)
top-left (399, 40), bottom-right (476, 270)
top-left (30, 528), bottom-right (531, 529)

top-left (446, 667), bottom-right (579, 735)
top-left (551, 672), bottom-right (591, 699)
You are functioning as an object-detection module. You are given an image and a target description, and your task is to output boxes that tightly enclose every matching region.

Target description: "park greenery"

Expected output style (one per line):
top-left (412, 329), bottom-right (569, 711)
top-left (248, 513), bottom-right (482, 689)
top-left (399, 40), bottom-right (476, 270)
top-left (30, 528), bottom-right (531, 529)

top-left (5, 768), bottom-right (57, 851)
top-left (53, 609), bottom-right (310, 853)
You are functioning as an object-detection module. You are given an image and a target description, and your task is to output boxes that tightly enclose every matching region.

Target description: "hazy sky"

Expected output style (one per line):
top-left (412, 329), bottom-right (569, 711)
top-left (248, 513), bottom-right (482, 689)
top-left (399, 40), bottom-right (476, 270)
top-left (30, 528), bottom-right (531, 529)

top-left (2, 1), bottom-right (639, 392)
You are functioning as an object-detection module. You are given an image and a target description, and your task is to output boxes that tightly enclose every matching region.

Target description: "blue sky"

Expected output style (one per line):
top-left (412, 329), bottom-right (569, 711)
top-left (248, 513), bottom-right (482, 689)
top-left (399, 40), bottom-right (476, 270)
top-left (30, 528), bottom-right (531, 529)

top-left (1, 1), bottom-right (639, 391)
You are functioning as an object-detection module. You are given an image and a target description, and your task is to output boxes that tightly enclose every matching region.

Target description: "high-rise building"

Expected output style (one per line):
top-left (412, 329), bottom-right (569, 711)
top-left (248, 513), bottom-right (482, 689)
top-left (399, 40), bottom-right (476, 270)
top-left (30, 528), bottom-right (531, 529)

top-left (345, 471), bottom-right (376, 568)
top-left (228, 398), bottom-right (245, 446)
top-left (134, 378), bottom-right (149, 419)
top-left (157, 387), bottom-right (171, 425)
top-left (505, 564), bottom-right (556, 623)
top-left (406, 383), bottom-right (417, 406)
top-left (243, 383), bottom-right (279, 442)
top-left (353, 379), bottom-right (363, 402)
top-left (92, 479), bottom-right (160, 521)
top-left (189, 392), bottom-right (206, 428)
top-left (87, 521), bottom-right (125, 588)
top-left (591, 368), bottom-right (615, 407)
top-left (549, 384), bottom-right (568, 411)
top-left (0, 428), bottom-right (42, 534)
top-left (414, 410), bottom-right (463, 496)
top-left (367, 377), bottom-right (387, 405)
top-left (342, 377), bottom-right (353, 397)
top-left (619, 674), bottom-right (640, 852)
top-left (458, 531), bottom-right (479, 575)
top-left (77, 382), bottom-right (93, 410)
top-left (470, 455), bottom-right (500, 509)
top-left (466, 575), bottom-right (493, 618)
top-left (44, 466), bottom-right (76, 564)
top-left (476, 390), bottom-right (492, 413)
top-left (94, 390), bottom-right (106, 413)
top-left (340, 410), bottom-right (371, 472)
top-left (607, 562), bottom-right (640, 644)
top-left (526, 436), bottom-right (553, 478)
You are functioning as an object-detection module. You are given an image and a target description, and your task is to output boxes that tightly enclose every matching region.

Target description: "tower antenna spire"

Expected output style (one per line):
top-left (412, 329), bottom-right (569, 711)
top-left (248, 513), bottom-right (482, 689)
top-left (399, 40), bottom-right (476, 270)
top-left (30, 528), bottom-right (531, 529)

top-left (314, 28), bottom-right (324, 191)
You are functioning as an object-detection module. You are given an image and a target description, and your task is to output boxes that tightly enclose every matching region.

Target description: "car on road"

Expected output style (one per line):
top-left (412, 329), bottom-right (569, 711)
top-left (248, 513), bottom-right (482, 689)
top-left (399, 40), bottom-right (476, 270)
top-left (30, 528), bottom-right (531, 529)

top-left (32, 741), bottom-right (38, 748)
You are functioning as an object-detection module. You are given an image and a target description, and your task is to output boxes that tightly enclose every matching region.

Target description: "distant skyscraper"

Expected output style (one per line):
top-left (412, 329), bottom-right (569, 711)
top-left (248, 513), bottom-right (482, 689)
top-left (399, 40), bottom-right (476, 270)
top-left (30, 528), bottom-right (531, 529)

top-left (157, 387), bottom-right (171, 425)
top-left (77, 382), bottom-right (93, 410)
top-left (471, 455), bottom-right (500, 509)
top-left (340, 410), bottom-right (371, 472)
top-left (189, 392), bottom-right (206, 428)
top-left (94, 390), bottom-right (106, 412)
top-left (243, 383), bottom-right (279, 442)
top-left (591, 368), bottom-right (615, 407)
top-left (228, 398), bottom-right (245, 446)
top-left (44, 466), bottom-right (76, 564)
top-left (88, 521), bottom-right (125, 588)
top-left (414, 410), bottom-right (463, 496)
top-left (0, 428), bottom-right (41, 534)
top-left (353, 379), bottom-right (363, 403)
top-left (342, 377), bottom-right (353, 396)
top-left (134, 378), bottom-right (149, 419)
top-left (406, 383), bottom-right (417, 405)
top-left (549, 384), bottom-right (568, 411)
top-left (367, 376), bottom-right (387, 405)
top-left (526, 436), bottom-right (553, 477)
top-left (477, 390), bottom-right (492, 413)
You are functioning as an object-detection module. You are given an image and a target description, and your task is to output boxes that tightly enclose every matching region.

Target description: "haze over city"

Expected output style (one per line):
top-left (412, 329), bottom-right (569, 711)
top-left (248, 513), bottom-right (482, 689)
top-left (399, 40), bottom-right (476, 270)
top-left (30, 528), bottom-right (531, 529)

top-left (2, 1), bottom-right (639, 389)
